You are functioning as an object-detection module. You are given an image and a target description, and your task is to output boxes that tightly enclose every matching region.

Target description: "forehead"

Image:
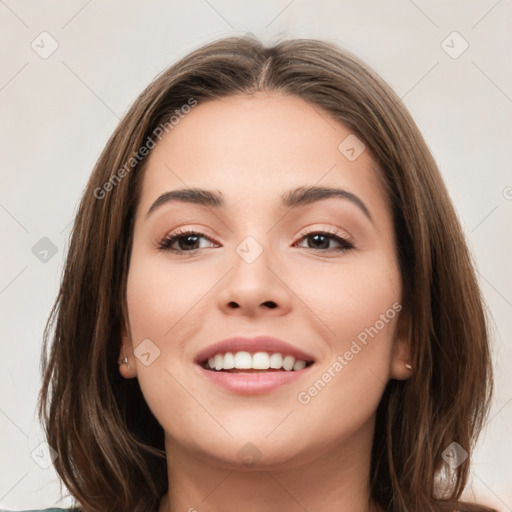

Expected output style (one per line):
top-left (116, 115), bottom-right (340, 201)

top-left (137, 93), bottom-right (387, 217)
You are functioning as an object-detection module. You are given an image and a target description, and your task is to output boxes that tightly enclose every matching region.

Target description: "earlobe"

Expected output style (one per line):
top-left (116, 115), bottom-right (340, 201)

top-left (118, 355), bottom-right (137, 379)
top-left (390, 309), bottom-right (413, 381)
top-left (390, 338), bottom-right (413, 380)
top-left (118, 331), bottom-right (137, 379)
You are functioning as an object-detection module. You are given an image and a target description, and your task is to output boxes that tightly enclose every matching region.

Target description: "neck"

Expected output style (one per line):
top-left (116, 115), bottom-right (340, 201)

top-left (159, 418), bottom-right (380, 512)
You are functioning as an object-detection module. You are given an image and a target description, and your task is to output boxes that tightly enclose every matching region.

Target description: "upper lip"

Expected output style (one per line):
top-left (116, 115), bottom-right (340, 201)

top-left (194, 336), bottom-right (316, 365)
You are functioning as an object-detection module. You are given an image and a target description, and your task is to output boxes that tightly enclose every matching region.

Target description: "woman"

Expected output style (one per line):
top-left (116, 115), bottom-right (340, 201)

top-left (29, 36), bottom-right (494, 511)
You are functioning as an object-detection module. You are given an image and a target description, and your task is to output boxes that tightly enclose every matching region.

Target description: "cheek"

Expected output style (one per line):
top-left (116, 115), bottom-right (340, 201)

top-left (125, 253), bottom-right (208, 341)
top-left (293, 253), bottom-right (401, 405)
top-left (124, 251), bottom-right (218, 414)
top-left (295, 251), bottom-right (401, 345)
top-left (125, 257), bottom-right (201, 436)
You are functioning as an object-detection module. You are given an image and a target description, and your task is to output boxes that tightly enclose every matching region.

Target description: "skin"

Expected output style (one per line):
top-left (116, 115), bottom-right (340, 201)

top-left (119, 92), bottom-right (411, 512)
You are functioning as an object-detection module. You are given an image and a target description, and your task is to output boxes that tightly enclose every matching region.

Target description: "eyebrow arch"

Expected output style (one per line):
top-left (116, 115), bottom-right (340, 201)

top-left (146, 186), bottom-right (372, 221)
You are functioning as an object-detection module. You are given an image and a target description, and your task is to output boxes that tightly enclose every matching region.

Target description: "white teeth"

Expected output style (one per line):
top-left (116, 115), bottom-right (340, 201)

top-left (204, 351), bottom-right (310, 372)
top-left (282, 355), bottom-right (295, 371)
top-left (252, 352), bottom-right (270, 369)
top-left (293, 359), bottom-right (306, 371)
top-left (214, 354), bottom-right (224, 371)
top-left (234, 351), bottom-right (252, 369)
top-left (223, 352), bottom-right (235, 369)
top-left (269, 353), bottom-right (283, 369)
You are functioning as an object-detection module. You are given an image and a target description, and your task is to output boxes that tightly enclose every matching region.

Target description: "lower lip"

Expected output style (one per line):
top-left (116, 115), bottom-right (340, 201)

top-left (196, 364), bottom-right (315, 395)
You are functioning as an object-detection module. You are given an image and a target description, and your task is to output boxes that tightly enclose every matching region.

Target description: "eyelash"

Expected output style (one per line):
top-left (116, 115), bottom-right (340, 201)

top-left (157, 227), bottom-right (354, 254)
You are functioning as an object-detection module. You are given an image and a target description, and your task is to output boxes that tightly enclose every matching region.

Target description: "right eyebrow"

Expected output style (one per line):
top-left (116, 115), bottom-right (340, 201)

top-left (146, 188), bottom-right (224, 218)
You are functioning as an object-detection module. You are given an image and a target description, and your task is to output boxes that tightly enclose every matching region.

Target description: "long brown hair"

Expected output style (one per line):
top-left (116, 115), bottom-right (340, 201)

top-left (38, 36), bottom-right (494, 511)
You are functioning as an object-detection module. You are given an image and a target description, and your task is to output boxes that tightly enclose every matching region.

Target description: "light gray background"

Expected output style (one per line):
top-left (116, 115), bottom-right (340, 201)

top-left (1, 0), bottom-right (511, 509)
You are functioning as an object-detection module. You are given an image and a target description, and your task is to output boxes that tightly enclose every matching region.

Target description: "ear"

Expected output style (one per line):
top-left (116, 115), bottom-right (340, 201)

top-left (118, 326), bottom-right (138, 379)
top-left (390, 307), bottom-right (413, 380)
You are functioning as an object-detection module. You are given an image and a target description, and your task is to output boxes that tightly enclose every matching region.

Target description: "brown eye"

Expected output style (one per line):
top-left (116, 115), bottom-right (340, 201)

top-left (158, 230), bottom-right (217, 252)
top-left (295, 231), bottom-right (354, 252)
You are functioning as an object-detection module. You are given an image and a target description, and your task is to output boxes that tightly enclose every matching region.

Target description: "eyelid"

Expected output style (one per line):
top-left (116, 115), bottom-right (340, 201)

top-left (156, 226), bottom-right (220, 252)
top-left (295, 225), bottom-right (354, 246)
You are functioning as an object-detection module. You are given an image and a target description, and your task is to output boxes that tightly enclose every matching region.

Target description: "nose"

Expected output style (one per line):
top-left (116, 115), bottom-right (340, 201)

top-left (216, 238), bottom-right (292, 317)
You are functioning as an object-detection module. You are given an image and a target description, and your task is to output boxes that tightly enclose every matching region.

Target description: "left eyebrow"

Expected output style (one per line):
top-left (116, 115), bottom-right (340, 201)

top-left (281, 186), bottom-right (372, 221)
top-left (146, 185), bottom-right (372, 222)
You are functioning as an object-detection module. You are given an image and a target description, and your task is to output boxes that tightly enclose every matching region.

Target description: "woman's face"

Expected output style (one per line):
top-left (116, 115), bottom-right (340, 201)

top-left (122, 92), bottom-right (410, 469)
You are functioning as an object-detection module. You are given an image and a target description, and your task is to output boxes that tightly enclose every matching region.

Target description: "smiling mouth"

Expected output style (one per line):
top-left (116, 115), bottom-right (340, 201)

top-left (200, 350), bottom-right (315, 372)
